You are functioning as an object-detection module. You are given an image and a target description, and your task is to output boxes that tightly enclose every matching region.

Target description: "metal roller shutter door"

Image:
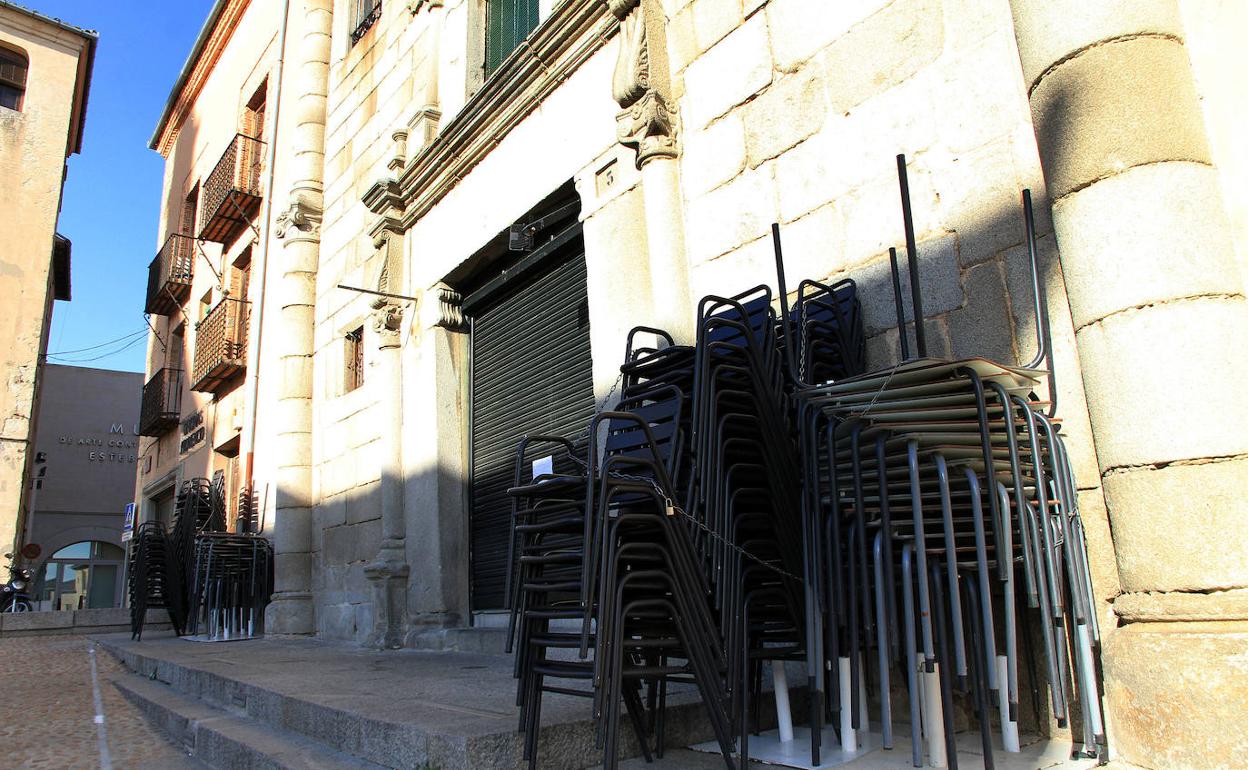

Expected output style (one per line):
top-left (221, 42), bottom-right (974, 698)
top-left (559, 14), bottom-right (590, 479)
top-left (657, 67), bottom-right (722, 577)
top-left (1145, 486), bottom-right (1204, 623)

top-left (468, 240), bottom-right (594, 610)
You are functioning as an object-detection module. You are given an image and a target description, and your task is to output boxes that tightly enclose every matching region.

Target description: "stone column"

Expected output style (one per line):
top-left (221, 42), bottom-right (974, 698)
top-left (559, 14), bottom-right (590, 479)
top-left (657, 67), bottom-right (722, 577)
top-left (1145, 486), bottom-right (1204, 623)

top-left (607, 0), bottom-right (693, 341)
top-left (403, 284), bottom-right (471, 640)
top-left (267, 0), bottom-right (333, 636)
top-left (363, 290), bottom-right (410, 649)
top-left (1006, 3), bottom-right (1248, 765)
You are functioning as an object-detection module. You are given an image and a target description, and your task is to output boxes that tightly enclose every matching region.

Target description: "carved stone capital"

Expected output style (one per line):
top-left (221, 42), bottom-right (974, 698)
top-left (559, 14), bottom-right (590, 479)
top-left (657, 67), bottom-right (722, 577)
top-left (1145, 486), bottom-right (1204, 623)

top-left (371, 301), bottom-right (404, 348)
top-left (606, 0), bottom-right (677, 167)
top-left (617, 89), bottom-right (678, 167)
top-left (275, 197), bottom-right (323, 241)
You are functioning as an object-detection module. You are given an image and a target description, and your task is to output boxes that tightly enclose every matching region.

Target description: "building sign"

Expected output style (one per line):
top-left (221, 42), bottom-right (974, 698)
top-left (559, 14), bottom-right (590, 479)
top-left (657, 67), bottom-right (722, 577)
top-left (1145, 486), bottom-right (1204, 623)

top-left (180, 410), bottom-right (205, 455)
top-left (56, 421), bottom-right (138, 464)
top-left (121, 503), bottom-right (136, 542)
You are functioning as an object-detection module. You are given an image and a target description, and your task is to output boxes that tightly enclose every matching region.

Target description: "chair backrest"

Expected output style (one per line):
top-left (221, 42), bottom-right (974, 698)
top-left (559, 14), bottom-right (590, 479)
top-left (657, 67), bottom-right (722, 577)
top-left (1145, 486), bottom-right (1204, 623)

top-left (602, 385), bottom-right (686, 481)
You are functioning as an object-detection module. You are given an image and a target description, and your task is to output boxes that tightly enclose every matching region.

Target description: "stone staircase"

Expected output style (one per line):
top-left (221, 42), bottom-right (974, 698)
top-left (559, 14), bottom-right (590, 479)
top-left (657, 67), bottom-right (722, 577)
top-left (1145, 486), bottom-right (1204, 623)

top-left (96, 631), bottom-right (722, 770)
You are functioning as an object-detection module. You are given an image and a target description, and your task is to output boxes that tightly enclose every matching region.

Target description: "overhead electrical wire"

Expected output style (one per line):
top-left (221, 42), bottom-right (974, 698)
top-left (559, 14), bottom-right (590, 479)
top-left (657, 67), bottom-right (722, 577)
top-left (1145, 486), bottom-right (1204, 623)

top-left (46, 334), bottom-right (148, 364)
top-left (42, 327), bottom-right (147, 357)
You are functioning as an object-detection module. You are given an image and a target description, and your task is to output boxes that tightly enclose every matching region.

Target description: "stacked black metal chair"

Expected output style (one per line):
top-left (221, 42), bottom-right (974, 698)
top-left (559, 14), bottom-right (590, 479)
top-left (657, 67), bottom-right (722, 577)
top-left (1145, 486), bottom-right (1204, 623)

top-left (506, 379), bottom-right (742, 769)
top-left (127, 521), bottom-right (185, 639)
top-left (185, 532), bottom-right (274, 640)
top-left (789, 157), bottom-right (1105, 768)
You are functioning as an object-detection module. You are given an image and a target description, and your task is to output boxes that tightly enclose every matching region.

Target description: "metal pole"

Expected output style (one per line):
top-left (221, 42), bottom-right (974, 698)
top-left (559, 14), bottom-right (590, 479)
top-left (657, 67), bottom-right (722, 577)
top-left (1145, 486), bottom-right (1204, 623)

top-left (896, 155), bottom-right (927, 357)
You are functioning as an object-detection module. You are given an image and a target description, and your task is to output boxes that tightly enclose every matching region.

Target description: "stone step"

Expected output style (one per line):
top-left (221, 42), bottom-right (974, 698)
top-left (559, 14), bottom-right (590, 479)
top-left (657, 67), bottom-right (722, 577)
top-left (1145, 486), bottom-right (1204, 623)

top-left (96, 632), bottom-right (733, 770)
top-left (114, 673), bottom-right (387, 770)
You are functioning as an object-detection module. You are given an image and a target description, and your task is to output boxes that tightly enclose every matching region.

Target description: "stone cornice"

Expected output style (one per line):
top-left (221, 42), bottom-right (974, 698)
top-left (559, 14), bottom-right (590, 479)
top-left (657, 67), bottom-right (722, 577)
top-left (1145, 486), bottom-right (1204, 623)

top-left (363, 179), bottom-right (406, 217)
top-left (151, 0), bottom-right (252, 156)
top-left (395, 0), bottom-right (615, 227)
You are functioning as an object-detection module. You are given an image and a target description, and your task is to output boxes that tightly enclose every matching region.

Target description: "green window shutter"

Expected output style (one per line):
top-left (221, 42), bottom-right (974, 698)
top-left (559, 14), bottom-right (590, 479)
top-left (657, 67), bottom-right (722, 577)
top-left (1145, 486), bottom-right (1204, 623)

top-left (485, 0), bottom-right (540, 75)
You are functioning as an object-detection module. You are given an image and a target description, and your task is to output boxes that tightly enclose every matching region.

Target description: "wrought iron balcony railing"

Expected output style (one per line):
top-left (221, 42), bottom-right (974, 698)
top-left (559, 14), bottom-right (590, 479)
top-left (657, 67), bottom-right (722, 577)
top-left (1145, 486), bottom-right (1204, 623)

top-left (139, 367), bottom-right (183, 437)
top-left (145, 234), bottom-right (196, 316)
top-left (198, 133), bottom-right (266, 244)
top-left (191, 297), bottom-right (250, 393)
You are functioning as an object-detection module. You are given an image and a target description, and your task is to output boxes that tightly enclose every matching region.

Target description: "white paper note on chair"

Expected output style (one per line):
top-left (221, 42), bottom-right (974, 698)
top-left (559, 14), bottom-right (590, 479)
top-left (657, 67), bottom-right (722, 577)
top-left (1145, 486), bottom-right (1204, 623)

top-left (532, 455), bottom-right (553, 481)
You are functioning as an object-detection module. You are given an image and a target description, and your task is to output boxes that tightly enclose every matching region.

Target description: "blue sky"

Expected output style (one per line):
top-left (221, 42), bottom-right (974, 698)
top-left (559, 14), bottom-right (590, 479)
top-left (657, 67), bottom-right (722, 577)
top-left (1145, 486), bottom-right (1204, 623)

top-left (34, 0), bottom-right (214, 372)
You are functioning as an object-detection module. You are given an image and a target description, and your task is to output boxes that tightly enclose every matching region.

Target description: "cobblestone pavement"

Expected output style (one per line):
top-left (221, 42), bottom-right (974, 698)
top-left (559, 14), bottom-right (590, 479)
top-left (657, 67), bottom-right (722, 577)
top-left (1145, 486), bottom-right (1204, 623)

top-left (0, 634), bottom-right (204, 770)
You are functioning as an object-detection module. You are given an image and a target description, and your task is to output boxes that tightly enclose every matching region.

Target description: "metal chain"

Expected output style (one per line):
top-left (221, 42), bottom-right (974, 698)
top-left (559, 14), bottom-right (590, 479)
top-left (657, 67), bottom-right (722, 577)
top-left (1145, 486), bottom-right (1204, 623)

top-left (843, 359), bottom-right (907, 419)
top-left (575, 369), bottom-right (626, 446)
top-left (606, 471), bottom-right (803, 585)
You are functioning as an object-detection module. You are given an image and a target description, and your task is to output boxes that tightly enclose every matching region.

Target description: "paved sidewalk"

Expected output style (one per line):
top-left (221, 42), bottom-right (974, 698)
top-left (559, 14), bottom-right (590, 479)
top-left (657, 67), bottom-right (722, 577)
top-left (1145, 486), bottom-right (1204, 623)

top-left (0, 634), bottom-right (206, 770)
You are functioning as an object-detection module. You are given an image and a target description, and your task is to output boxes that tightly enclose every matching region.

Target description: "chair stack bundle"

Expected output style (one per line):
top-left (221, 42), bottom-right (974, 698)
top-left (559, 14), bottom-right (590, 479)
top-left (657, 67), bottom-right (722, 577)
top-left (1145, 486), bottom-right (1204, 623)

top-left (127, 521), bottom-right (184, 640)
top-left (506, 154), bottom-right (1104, 769)
top-left (127, 476), bottom-right (274, 644)
top-left (185, 532), bottom-right (274, 640)
top-left (787, 168), bottom-right (1104, 768)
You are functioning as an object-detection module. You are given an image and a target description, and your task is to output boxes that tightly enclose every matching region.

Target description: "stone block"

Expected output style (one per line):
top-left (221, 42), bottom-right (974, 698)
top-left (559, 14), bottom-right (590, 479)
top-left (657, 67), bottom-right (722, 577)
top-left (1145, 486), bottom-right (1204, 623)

top-left (1073, 297), bottom-right (1248, 469)
top-left (1030, 36), bottom-right (1211, 201)
top-left (775, 203), bottom-right (844, 285)
top-left (1102, 620), bottom-right (1248, 769)
top-left (72, 607), bottom-right (131, 627)
top-left (345, 479), bottom-right (381, 525)
top-left (838, 168), bottom-right (941, 267)
top-left (273, 507), bottom-right (313, 554)
top-left (946, 259), bottom-right (1016, 364)
top-left (316, 603), bottom-right (359, 640)
top-left (1052, 161), bottom-right (1243, 329)
top-left (931, 29), bottom-right (1030, 156)
top-left (680, 111), bottom-right (747, 198)
top-left (1009, 0), bottom-right (1184, 88)
top-left (742, 65), bottom-right (826, 168)
top-left (1103, 456), bottom-right (1248, 594)
top-left (765, 0), bottom-right (890, 73)
top-left (939, 0), bottom-right (1014, 52)
top-left (687, 234), bottom-right (775, 300)
top-left (685, 165), bottom-right (777, 264)
top-left (692, 0), bottom-right (744, 55)
top-left (272, 553), bottom-right (313, 596)
top-left (1115, 588), bottom-right (1248, 624)
top-left (0, 610), bottom-right (73, 632)
top-left (930, 139), bottom-right (1028, 266)
top-left (857, 232), bottom-right (962, 334)
top-left (865, 330), bottom-right (901, 371)
top-left (667, 4), bottom-right (698, 74)
top-left (682, 13), bottom-right (773, 129)
top-left (315, 493), bottom-right (347, 530)
top-left (809, 0), bottom-right (943, 116)
top-left (1073, 489), bottom-right (1121, 608)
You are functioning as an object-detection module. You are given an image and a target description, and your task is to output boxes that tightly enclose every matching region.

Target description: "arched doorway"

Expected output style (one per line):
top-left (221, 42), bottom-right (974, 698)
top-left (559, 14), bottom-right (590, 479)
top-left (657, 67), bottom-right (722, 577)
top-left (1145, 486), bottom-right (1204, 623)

top-left (32, 541), bottom-right (125, 611)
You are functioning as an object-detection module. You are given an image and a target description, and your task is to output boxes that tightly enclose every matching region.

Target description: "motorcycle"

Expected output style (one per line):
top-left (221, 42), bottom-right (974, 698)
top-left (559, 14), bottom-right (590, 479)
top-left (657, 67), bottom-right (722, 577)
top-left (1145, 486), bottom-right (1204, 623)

top-left (1, 555), bottom-right (33, 612)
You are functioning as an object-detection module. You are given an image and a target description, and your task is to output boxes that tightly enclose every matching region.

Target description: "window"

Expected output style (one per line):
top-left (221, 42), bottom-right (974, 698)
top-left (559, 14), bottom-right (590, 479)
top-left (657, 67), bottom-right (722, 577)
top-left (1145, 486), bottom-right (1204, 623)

top-left (344, 326), bottom-right (364, 393)
top-left (182, 184), bottom-right (199, 237)
top-left (351, 0), bottom-right (382, 45)
top-left (0, 46), bottom-right (27, 111)
top-left (485, 0), bottom-right (539, 75)
top-left (33, 541), bottom-right (125, 611)
top-left (242, 81), bottom-right (266, 140)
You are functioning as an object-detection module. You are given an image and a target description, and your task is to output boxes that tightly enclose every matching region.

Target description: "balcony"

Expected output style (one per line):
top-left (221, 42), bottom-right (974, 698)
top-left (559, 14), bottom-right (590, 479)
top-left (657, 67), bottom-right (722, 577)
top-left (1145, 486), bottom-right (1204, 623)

top-left (191, 297), bottom-right (250, 394)
top-left (198, 133), bottom-right (266, 244)
top-left (139, 368), bottom-right (183, 437)
top-left (145, 234), bottom-right (195, 316)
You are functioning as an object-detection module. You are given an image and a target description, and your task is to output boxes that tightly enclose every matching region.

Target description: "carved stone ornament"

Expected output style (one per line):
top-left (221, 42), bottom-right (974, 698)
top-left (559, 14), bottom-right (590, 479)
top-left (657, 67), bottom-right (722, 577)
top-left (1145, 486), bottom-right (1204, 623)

top-left (617, 90), bottom-right (678, 167)
top-left (433, 283), bottom-right (467, 332)
top-left (274, 197), bottom-right (323, 240)
top-left (371, 301), bottom-right (404, 347)
top-left (606, 0), bottom-right (678, 168)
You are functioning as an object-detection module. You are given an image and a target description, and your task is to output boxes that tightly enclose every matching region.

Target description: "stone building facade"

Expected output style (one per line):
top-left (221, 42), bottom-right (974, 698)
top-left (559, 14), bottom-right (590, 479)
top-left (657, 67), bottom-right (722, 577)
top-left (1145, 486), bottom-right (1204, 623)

top-left (0, 1), bottom-right (95, 574)
top-left (139, 0), bottom-right (1247, 766)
